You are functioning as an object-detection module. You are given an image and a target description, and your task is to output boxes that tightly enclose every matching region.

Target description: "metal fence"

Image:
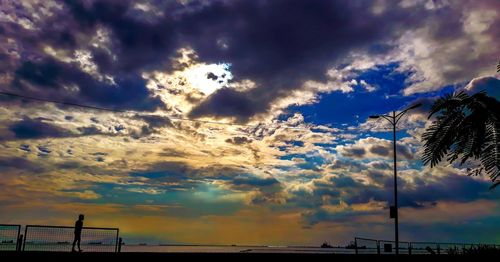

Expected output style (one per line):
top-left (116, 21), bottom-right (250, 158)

top-left (355, 237), bottom-right (500, 255)
top-left (23, 225), bottom-right (120, 252)
top-left (378, 240), bottom-right (411, 254)
top-left (410, 241), bottom-right (440, 254)
top-left (0, 224), bottom-right (21, 251)
top-left (354, 237), bottom-right (379, 254)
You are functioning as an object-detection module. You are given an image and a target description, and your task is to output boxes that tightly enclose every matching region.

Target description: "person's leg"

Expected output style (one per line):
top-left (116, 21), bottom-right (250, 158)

top-left (72, 238), bottom-right (77, 252)
top-left (77, 237), bottom-right (82, 251)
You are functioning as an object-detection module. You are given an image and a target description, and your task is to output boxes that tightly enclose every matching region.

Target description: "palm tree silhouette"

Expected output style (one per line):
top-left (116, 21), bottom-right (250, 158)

top-left (422, 90), bottom-right (500, 188)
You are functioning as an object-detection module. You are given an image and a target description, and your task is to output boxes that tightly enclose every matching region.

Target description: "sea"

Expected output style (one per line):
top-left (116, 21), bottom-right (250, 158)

top-left (120, 245), bottom-right (358, 254)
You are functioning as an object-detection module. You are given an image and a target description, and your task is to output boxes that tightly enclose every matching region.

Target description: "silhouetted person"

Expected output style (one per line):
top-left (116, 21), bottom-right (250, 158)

top-left (72, 214), bottom-right (84, 252)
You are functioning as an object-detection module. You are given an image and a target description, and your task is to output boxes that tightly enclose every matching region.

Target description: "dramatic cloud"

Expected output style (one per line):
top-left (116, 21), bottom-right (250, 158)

top-left (464, 76), bottom-right (500, 99)
top-left (7, 117), bottom-right (71, 140)
top-left (1, 0), bottom-right (499, 245)
top-left (183, 0), bottom-right (422, 121)
top-left (2, 0), bottom-right (499, 121)
top-left (336, 137), bottom-right (416, 160)
top-left (397, 0), bottom-right (500, 95)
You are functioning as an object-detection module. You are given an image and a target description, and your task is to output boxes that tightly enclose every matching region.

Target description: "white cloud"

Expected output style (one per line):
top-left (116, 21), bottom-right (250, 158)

top-left (397, 6), bottom-right (499, 95)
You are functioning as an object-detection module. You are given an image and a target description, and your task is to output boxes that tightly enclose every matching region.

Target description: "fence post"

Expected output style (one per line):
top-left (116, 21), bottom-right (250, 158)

top-left (118, 237), bottom-right (123, 253)
top-left (355, 238), bottom-right (358, 255)
top-left (16, 234), bottom-right (23, 252)
top-left (437, 244), bottom-right (440, 255)
top-left (22, 226), bottom-right (28, 251)
top-left (408, 242), bottom-right (412, 255)
top-left (16, 225), bottom-right (21, 251)
top-left (377, 241), bottom-right (380, 255)
top-left (114, 229), bottom-right (120, 252)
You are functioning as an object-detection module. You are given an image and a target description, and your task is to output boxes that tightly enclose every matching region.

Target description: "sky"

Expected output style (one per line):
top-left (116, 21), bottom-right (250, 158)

top-left (0, 0), bottom-right (500, 246)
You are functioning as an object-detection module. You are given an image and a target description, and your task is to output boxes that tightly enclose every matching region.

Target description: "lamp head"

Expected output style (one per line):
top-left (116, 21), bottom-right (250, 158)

top-left (369, 115), bottom-right (380, 119)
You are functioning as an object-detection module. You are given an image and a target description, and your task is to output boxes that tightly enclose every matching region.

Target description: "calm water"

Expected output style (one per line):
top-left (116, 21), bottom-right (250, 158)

top-left (121, 245), bottom-right (357, 254)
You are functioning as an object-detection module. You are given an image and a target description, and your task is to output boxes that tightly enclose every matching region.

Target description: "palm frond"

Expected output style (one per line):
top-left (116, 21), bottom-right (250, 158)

top-left (428, 91), bottom-right (468, 118)
top-left (422, 90), bottom-right (500, 189)
top-left (481, 120), bottom-right (500, 182)
top-left (422, 110), bottom-right (464, 166)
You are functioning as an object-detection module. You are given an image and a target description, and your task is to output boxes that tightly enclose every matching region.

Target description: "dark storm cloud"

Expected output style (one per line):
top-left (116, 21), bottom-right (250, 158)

top-left (338, 138), bottom-right (415, 160)
top-left (291, 169), bottom-right (497, 224)
top-left (1, 0), bottom-right (175, 112)
top-left (77, 125), bottom-right (104, 136)
top-left (370, 145), bottom-right (390, 156)
top-left (13, 59), bottom-right (166, 111)
top-left (7, 117), bottom-right (71, 140)
top-left (62, 0), bottom-right (180, 73)
top-left (183, 0), bottom-right (430, 121)
top-left (398, 173), bottom-right (494, 207)
top-left (3, 0), bottom-right (431, 120)
top-left (133, 114), bottom-right (174, 129)
top-left (287, 174), bottom-right (358, 209)
top-left (4, 117), bottom-right (128, 141)
top-left (127, 114), bottom-right (175, 138)
top-left (340, 147), bottom-right (366, 158)
top-left (232, 174), bottom-right (279, 187)
top-left (189, 88), bottom-right (257, 122)
top-left (3, 0), bottom-right (495, 120)
top-left (0, 157), bottom-right (46, 173)
top-left (225, 136), bottom-right (252, 145)
top-left (372, 144), bottom-right (414, 160)
top-left (345, 172), bottom-right (494, 208)
top-left (328, 159), bottom-right (364, 172)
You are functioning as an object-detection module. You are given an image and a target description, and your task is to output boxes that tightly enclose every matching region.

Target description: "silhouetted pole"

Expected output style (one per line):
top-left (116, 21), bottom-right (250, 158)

top-left (392, 110), bottom-right (399, 255)
top-left (369, 103), bottom-right (422, 256)
top-left (118, 237), bottom-right (123, 252)
top-left (17, 234), bottom-right (23, 252)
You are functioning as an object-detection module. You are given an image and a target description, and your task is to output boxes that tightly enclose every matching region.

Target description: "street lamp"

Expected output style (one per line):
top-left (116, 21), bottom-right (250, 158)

top-left (369, 103), bottom-right (422, 255)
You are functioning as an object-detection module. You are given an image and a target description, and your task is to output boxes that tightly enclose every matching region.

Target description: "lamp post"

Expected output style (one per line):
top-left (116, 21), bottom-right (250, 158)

top-left (369, 103), bottom-right (421, 255)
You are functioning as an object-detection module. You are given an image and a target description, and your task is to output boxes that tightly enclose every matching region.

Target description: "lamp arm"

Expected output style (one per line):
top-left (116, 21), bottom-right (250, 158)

top-left (395, 111), bottom-right (407, 125)
top-left (380, 115), bottom-right (395, 125)
top-left (395, 108), bottom-right (410, 119)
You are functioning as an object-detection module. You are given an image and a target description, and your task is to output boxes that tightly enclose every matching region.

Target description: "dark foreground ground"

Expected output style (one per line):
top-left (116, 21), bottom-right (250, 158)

top-left (1, 252), bottom-right (498, 261)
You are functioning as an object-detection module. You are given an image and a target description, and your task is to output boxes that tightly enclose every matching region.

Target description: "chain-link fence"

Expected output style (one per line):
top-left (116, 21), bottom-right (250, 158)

top-left (434, 243), bottom-right (500, 255)
top-left (354, 237), bottom-right (379, 254)
top-left (378, 240), bottom-right (410, 254)
top-left (355, 237), bottom-right (500, 255)
top-left (23, 225), bottom-right (119, 252)
top-left (0, 224), bottom-right (21, 251)
top-left (410, 241), bottom-right (440, 254)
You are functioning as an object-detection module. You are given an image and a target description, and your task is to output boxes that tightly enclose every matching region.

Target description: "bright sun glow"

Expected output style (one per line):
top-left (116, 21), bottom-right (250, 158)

top-left (184, 63), bottom-right (232, 95)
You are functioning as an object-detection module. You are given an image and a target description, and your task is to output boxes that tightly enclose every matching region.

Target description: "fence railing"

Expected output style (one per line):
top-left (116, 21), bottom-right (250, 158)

top-left (0, 224), bottom-right (21, 251)
top-left (378, 240), bottom-right (411, 254)
top-left (23, 225), bottom-right (120, 252)
top-left (355, 237), bottom-right (500, 255)
top-left (354, 237), bottom-right (379, 254)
